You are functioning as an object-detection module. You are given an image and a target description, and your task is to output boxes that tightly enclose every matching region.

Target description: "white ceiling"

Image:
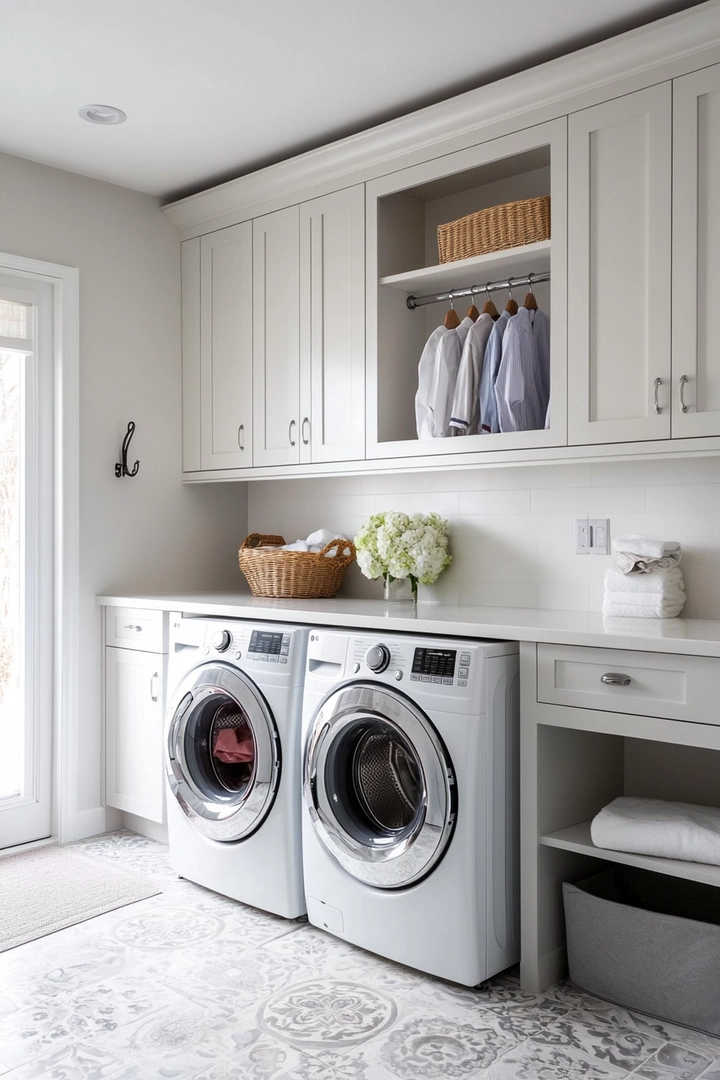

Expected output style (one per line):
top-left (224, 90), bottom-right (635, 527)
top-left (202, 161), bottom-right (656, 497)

top-left (0, 0), bottom-right (708, 201)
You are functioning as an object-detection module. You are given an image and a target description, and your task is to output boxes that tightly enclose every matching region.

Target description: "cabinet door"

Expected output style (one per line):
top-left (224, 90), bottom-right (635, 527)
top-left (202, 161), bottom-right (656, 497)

top-left (567, 84), bottom-right (672, 445)
top-left (300, 186), bottom-right (365, 463)
top-left (181, 238), bottom-right (201, 472)
top-left (672, 64), bottom-right (720, 438)
top-left (253, 206), bottom-right (301, 466)
top-left (200, 222), bottom-right (253, 469)
top-left (105, 647), bottom-right (165, 824)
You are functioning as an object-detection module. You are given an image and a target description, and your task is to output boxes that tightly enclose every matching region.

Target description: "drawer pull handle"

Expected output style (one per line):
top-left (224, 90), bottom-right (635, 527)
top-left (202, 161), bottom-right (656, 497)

top-left (601, 672), bottom-right (632, 687)
top-left (679, 375), bottom-right (689, 414)
top-left (288, 419), bottom-right (296, 447)
top-left (150, 672), bottom-right (159, 703)
top-left (653, 377), bottom-right (662, 415)
top-left (124, 624), bottom-right (142, 632)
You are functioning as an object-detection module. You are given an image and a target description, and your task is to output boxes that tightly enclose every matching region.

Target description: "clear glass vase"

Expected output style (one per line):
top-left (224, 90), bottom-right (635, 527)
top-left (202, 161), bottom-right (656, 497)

top-left (383, 574), bottom-right (418, 604)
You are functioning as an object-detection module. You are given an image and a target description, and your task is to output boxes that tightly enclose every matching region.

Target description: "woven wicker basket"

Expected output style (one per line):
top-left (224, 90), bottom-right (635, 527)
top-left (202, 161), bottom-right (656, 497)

top-left (238, 533), bottom-right (356, 599)
top-left (437, 195), bottom-right (551, 263)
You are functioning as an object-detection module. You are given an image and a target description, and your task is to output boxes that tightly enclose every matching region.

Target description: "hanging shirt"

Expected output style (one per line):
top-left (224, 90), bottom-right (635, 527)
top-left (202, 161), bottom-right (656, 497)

top-left (429, 316), bottom-right (473, 438)
top-left (448, 312), bottom-right (494, 436)
top-left (415, 325), bottom-right (447, 439)
top-left (494, 307), bottom-right (549, 433)
top-left (478, 309), bottom-right (511, 434)
top-left (533, 308), bottom-right (551, 412)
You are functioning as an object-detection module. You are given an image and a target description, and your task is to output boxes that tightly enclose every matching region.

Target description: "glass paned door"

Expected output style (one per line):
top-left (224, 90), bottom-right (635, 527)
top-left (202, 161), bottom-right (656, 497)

top-left (0, 280), bottom-right (53, 849)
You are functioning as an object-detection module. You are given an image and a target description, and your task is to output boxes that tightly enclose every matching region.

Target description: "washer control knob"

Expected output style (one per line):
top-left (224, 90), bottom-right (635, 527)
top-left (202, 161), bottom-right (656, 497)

top-left (394, 670), bottom-right (403, 682)
top-left (365, 644), bottom-right (390, 673)
top-left (212, 630), bottom-right (232, 652)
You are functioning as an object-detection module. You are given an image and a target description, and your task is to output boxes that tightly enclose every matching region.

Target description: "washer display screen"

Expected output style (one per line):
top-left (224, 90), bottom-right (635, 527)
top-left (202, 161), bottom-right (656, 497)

top-left (249, 630), bottom-right (284, 655)
top-left (411, 648), bottom-right (457, 678)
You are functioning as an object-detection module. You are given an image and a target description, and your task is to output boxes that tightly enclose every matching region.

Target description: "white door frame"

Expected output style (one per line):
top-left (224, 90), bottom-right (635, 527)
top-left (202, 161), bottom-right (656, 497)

top-left (0, 251), bottom-right (79, 845)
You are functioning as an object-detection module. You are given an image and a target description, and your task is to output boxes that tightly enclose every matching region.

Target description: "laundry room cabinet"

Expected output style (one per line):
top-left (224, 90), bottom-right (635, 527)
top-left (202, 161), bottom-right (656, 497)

top-left (671, 62), bottom-right (720, 438)
top-left (519, 640), bottom-right (720, 993)
top-left (567, 83), bottom-right (672, 446)
top-left (104, 608), bottom-right (168, 824)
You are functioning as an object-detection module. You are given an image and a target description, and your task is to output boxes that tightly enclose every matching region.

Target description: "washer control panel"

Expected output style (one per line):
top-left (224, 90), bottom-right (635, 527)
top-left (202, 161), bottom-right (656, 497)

top-left (248, 629), bottom-right (291, 664)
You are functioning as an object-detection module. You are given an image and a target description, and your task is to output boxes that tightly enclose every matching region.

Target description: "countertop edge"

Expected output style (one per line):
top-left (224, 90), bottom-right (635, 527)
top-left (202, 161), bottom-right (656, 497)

top-left (96, 594), bottom-right (720, 657)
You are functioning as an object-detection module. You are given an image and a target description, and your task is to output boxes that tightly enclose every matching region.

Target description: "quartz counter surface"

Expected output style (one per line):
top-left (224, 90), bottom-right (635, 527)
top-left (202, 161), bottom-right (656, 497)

top-left (97, 592), bottom-right (720, 657)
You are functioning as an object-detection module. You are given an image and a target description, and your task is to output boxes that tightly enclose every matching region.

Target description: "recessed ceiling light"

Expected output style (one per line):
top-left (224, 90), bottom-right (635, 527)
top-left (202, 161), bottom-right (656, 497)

top-left (78, 104), bottom-right (127, 126)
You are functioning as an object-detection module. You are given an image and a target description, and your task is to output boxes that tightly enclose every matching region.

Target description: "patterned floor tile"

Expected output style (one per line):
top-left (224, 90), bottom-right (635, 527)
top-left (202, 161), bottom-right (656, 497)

top-left (483, 1037), bottom-right (628, 1079)
top-left (6, 832), bottom-right (720, 1080)
top-left (632, 1042), bottom-right (715, 1079)
top-left (535, 1016), bottom-right (664, 1074)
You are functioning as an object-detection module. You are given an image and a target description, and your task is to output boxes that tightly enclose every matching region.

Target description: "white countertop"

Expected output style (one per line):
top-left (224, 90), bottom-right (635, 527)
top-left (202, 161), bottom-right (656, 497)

top-left (97, 592), bottom-right (720, 656)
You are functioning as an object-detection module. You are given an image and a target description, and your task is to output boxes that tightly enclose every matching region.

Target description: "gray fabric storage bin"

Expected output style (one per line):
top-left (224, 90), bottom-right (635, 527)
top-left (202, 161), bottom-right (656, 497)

top-left (563, 866), bottom-right (720, 1037)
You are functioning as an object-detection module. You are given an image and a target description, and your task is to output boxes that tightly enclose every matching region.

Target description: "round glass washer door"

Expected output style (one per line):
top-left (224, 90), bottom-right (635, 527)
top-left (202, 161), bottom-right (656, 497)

top-left (165, 663), bottom-right (280, 842)
top-left (304, 682), bottom-right (456, 888)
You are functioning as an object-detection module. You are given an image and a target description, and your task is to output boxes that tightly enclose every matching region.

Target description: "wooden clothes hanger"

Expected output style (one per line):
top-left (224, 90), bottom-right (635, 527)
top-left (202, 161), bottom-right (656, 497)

top-left (481, 283), bottom-right (499, 321)
top-left (524, 273), bottom-right (539, 311)
top-left (466, 297), bottom-right (480, 321)
top-left (444, 293), bottom-right (461, 329)
top-left (505, 280), bottom-right (518, 316)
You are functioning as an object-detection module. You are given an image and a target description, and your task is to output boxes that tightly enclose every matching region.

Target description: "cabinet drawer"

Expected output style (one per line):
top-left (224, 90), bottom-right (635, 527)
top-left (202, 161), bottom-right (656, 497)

top-left (105, 608), bottom-right (166, 653)
top-left (537, 644), bottom-right (720, 724)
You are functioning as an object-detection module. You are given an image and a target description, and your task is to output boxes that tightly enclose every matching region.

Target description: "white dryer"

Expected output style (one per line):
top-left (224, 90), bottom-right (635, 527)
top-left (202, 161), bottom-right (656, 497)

top-left (164, 615), bottom-right (308, 918)
top-left (301, 629), bottom-right (519, 986)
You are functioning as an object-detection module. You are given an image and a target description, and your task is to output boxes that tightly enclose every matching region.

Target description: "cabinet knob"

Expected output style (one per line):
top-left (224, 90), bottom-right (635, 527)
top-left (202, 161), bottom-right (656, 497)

top-left (653, 377), bottom-right (662, 415)
top-left (600, 672), bottom-right (632, 686)
top-left (237, 424), bottom-right (245, 450)
top-left (301, 417), bottom-right (310, 445)
top-left (288, 419), bottom-right (296, 447)
top-left (679, 375), bottom-right (689, 414)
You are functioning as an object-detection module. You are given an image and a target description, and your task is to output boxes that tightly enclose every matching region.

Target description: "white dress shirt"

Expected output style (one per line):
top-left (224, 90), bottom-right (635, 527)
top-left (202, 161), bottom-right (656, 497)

top-left (494, 307), bottom-right (550, 433)
top-left (429, 316), bottom-right (473, 437)
top-left (478, 310), bottom-right (511, 434)
top-left (448, 312), bottom-right (494, 435)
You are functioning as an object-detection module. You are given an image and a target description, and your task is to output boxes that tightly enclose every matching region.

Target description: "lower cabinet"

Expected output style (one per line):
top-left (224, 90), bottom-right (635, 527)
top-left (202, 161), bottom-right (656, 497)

top-left (104, 609), bottom-right (167, 824)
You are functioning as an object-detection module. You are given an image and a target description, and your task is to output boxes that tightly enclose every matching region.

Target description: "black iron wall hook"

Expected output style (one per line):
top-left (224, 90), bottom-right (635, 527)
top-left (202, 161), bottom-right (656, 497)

top-left (115, 421), bottom-right (140, 478)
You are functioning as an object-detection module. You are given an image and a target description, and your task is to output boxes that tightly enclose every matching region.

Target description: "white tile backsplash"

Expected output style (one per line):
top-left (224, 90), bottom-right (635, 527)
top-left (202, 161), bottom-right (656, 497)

top-left (247, 457), bottom-right (720, 617)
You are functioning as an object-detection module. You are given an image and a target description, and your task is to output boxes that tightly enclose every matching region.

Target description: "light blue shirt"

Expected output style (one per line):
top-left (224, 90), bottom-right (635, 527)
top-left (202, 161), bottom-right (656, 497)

top-left (478, 310), bottom-right (510, 434)
top-left (495, 307), bottom-right (550, 433)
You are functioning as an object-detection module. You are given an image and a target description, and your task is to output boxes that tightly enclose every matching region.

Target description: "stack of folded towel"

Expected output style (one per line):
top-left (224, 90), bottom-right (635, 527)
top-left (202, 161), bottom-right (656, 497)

top-left (591, 796), bottom-right (720, 867)
top-left (271, 528), bottom-right (350, 557)
top-left (602, 534), bottom-right (685, 618)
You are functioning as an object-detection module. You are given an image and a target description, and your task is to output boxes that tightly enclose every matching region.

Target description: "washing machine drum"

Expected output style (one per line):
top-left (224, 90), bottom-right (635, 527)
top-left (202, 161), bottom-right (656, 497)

top-left (165, 663), bottom-right (280, 842)
top-left (304, 683), bottom-right (456, 888)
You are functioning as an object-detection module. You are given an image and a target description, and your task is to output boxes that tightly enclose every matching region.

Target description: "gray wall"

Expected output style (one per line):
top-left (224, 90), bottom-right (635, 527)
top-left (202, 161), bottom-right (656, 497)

top-left (0, 151), bottom-right (247, 831)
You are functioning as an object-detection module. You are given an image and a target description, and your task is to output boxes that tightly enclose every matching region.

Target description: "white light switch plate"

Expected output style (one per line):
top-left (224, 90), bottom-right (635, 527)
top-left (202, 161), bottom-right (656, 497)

top-left (575, 518), bottom-right (610, 555)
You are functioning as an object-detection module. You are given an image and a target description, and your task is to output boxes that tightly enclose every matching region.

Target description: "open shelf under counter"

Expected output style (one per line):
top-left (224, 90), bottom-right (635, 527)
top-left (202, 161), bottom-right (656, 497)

top-left (540, 819), bottom-right (720, 888)
top-left (379, 239), bottom-right (551, 295)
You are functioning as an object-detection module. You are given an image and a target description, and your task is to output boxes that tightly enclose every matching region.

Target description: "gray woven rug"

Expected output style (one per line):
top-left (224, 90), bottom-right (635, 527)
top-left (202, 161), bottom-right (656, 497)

top-left (0, 844), bottom-right (161, 951)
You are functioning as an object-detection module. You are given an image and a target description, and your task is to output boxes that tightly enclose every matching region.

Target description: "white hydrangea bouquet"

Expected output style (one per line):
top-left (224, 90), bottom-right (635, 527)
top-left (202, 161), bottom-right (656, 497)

top-left (354, 511), bottom-right (452, 602)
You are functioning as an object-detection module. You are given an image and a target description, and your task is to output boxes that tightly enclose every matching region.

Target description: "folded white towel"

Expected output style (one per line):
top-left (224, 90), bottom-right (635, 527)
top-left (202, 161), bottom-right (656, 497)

top-left (591, 796), bottom-right (720, 867)
top-left (604, 567), bottom-right (685, 595)
top-left (612, 534), bottom-right (681, 559)
top-left (281, 528), bottom-right (349, 556)
top-left (601, 597), bottom-right (685, 618)
top-left (615, 551), bottom-right (683, 574)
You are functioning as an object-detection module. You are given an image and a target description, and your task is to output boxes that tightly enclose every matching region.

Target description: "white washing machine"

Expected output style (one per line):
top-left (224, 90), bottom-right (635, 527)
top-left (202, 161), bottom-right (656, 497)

top-left (164, 614), bottom-right (308, 918)
top-left (301, 629), bottom-right (519, 986)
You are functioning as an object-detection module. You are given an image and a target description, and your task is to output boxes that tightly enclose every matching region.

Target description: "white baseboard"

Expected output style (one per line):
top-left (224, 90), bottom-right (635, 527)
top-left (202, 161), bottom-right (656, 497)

top-left (59, 805), bottom-right (109, 844)
top-left (123, 812), bottom-right (169, 844)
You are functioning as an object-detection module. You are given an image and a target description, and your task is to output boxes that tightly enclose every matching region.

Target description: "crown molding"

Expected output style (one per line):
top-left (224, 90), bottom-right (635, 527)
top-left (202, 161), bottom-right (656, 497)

top-left (163, 1), bottom-right (720, 235)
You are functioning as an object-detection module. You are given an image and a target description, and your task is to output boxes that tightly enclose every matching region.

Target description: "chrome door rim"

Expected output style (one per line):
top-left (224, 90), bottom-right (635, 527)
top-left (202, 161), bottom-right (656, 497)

top-left (165, 663), bottom-right (280, 842)
top-left (304, 682), bottom-right (456, 888)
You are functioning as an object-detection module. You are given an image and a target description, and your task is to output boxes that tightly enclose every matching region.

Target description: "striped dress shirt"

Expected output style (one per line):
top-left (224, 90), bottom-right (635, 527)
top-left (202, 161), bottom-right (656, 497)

top-left (478, 310), bottom-right (511, 434)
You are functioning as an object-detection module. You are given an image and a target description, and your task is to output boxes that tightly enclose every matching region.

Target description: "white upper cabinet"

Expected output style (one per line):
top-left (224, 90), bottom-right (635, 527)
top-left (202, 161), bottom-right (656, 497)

top-left (567, 84), bottom-right (672, 445)
top-left (300, 186), bottom-right (365, 464)
top-left (181, 238), bottom-right (201, 472)
top-left (200, 222), bottom-right (253, 470)
top-left (253, 206), bottom-right (301, 467)
top-left (672, 63), bottom-right (720, 439)
top-left (365, 119), bottom-right (567, 461)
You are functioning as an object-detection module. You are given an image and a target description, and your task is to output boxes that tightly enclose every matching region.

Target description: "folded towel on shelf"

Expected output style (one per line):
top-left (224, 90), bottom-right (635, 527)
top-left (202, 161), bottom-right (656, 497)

top-left (612, 534), bottom-right (682, 574)
top-left (603, 567), bottom-right (685, 595)
top-left (281, 529), bottom-right (350, 557)
top-left (591, 797), bottom-right (720, 867)
top-left (602, 596), bottom-right (686, 618)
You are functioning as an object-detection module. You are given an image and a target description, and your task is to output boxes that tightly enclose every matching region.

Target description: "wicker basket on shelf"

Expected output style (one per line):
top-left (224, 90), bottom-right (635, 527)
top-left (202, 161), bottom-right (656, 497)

top-left (238, 533), bottom-right (356, 599)
top-left (437, 195), bottom-right (551, 263)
